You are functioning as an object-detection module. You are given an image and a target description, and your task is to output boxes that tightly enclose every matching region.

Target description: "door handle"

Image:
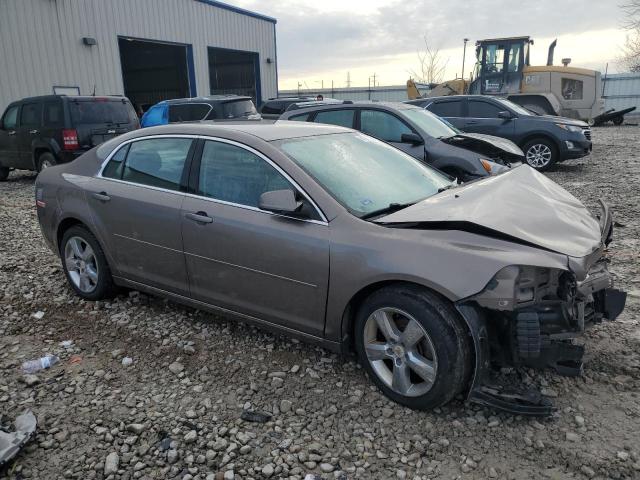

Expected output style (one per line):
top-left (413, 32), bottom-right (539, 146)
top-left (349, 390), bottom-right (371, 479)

top-left (92, 192), bottom-right (111, 202)
top-left (185, 211), bottom-right (213, 224)
top-left (465, 121), bottom-right (479, 125)
top-left (29, 129), bottom-right (39, 134)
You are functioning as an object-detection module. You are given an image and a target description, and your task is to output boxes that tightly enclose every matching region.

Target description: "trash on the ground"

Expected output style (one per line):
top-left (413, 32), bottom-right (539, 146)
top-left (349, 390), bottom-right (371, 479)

top-left (240, 410), bottom-right (272, 423)
top-left (21, 355), bottom-right (59, 374)
top-left (0, 410), bottom-right (37, 467)
top-left (31, 311), bottom-right (45, 320)
top-left (121, 357), bottom-right (133, 367)
top-left (59, 340), bottom-right (74, 348)
top-left (157, 431), bottom-right (173, 451)
top-left (68, 355), bottom-right (82, 366)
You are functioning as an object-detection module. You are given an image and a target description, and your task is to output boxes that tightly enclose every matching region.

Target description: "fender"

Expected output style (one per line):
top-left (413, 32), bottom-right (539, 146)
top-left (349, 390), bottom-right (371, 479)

top-left (30, 137), bottom-right (62, 169)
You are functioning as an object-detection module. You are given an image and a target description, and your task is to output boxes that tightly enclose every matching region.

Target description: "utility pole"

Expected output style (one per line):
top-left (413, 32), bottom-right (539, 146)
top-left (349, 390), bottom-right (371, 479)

top-left (462, 38), bottom-right (469, 80)
top-left (346, 72), bottom-right (351, 88)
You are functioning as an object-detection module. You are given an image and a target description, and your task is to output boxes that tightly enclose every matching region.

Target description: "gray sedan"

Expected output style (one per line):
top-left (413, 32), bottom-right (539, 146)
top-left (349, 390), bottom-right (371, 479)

top-left (36, 121), bottom-right (625, 415)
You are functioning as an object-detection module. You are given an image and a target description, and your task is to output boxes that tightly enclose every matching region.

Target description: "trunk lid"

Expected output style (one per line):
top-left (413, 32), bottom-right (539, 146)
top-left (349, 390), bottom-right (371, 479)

top-left (375, 166), bottom-right (602, 258)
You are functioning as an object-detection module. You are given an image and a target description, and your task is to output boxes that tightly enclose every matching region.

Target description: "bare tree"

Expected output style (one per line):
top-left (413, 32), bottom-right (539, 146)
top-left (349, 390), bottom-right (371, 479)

top-left (408, 35), bottom-right (449, 85)
top-left (619, 1), bottom-right (640, 71)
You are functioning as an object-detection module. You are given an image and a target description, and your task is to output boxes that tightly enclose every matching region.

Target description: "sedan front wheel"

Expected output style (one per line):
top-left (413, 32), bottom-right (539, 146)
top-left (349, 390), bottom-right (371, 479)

top-left (355, 286), bottom-right (472, 410)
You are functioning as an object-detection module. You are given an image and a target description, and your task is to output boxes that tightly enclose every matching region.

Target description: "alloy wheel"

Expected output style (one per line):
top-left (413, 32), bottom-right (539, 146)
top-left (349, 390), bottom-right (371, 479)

top-left (64, 236), bottom-right (99, 293)
top-left (526, 144), bottom-right (552, 168)
top-left (363, 307), bottom-right (438, 397)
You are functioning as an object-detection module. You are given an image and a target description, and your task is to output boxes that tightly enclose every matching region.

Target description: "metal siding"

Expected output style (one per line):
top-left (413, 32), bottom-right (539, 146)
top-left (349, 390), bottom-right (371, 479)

top-left (603, 73), bottom-right (640, 118)
top-left (0, 0), bottom-right (277, 113)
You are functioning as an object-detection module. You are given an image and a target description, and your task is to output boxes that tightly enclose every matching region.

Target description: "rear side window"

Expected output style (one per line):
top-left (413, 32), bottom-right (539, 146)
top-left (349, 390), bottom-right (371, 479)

top-left (168, 103), bottom-right (211, 122)
top-left (360, 110), bottom-right (412, 143)
top-left (43, 102), bottom-right (63, 127)
top-left (427, 100), bottom-right (462, 117)
top-left (119, 138), bottom-right (193, 191)
top-left (561, 78), bottom-right (583, 100)
top-left (287, 113), bottom-right (310, 122)
top-left (468, 100), bottom-right (502, 118)
top-left (198, 140), bottom-right (291, 208)
top-left (20, 103), bottom-right (42, 128)
top-left (313, 110), bottom-right (355, 128)
top-left (70, 100), bottom-right (130, 125)
top-left (102, 144), bottom-right (130, 179)
top-left (2, 105), bottom-right (19, 130)
top-left (260, 102), bottom-right (283, 115)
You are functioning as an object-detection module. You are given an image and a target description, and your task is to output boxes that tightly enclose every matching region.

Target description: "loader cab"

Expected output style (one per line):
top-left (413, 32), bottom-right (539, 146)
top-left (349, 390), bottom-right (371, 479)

top-left (470, 37), bottom-right (532, 95)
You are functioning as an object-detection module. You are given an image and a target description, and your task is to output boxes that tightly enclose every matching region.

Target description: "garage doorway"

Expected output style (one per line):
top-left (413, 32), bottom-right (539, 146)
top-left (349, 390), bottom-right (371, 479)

top-left (208, 47), bottom-right (260, 105)
top-left (118, 37), bottom-right (195, 111)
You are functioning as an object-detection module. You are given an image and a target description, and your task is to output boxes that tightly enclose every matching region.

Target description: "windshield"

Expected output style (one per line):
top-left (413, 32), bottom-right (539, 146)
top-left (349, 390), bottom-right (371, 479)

top-left (402, 108), bottom-right (460, 138)
top-left (222, 100), bottom-right (257, 118)
top-left (70, 100), bottom-right (132, 124)
top-left (493, 97), bottom-right (532, 116)
top-left (277, 132), bottom-right (453, 218)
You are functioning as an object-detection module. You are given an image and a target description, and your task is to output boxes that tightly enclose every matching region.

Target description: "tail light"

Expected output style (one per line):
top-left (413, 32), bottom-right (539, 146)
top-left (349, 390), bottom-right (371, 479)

top-left (62, 129), bottom-right (79, 150)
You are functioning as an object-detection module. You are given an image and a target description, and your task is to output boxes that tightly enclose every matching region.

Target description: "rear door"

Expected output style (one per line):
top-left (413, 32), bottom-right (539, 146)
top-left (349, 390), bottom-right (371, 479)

top-left (181, 138), bottom-right (330, 336)
top-left (88, 136), bottom-right (195, 294)
top-left (358, 109), bottom-right (425, 160)
top-left (425, 99), bottom-right (465, 129)
top-left (17, 101), bottom-right (43, 169)
top-left (464, 99), bottom-right (515, 137)
top-left (69, 98), bottom-right (138, 149)
top-left (0, 104), bottom-right (20, 168)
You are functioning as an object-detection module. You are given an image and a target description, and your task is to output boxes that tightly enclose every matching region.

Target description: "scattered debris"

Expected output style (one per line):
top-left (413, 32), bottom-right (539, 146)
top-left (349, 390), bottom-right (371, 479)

top-left (240, 410), bottom-right (272, 423)
top-left (0, 410), bottom-right (37, 467)
top-left (31, 311), bottom-right (45, 320)
top-left (121, 356), bottom-right (133, 367)
top-left (59, 340), bottom-right (74, 348)
top-left (21, 354), bottom-right (59, 374)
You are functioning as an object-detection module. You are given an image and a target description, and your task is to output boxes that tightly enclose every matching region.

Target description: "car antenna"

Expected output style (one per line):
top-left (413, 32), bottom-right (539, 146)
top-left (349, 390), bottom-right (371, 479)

top-left (92, 84), bottom-right (96, 96)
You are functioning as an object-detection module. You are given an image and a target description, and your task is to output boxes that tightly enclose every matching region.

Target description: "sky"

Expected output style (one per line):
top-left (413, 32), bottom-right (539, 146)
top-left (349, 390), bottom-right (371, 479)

top-left (224, 0), bottom-right (632, 91)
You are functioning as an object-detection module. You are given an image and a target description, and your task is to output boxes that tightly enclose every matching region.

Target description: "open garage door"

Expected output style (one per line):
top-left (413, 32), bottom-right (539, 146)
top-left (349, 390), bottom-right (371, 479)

top-left (119, 37), bottom-right (194, 111)
top-left (208, 47), bottom-right (260, 105)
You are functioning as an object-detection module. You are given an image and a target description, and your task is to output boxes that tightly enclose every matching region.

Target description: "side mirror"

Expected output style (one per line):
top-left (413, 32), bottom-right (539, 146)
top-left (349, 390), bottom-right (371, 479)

top-left (400, 132), bottom-right (424, 145)
top-left (259, 189), bottom-right (304, 216)
top-left (497, 110), bottom-right (513, 120)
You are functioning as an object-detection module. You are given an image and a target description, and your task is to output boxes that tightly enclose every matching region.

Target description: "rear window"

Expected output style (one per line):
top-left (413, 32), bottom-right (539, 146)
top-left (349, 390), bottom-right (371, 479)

top-left (222, 100), bottom-right (257, 118)
top-left (168, 103), bottom-right (212, 122)
top-left (260, 102), bottom-right (283, 115)
top-left (70, 100), bottom-right (133, 125)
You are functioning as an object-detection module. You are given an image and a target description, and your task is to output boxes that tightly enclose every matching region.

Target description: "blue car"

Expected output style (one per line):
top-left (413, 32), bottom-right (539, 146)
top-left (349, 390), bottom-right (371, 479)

top-left (141, 95), bottom-right (260, 127)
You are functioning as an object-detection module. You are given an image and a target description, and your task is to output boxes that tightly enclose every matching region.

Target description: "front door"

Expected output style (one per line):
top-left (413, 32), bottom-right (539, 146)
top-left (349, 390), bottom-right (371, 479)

top-left (181, 139), bottom-right (330, 336)
top-left (463, 99), bottom-right (515, 138)
top-left (87, 136), bottom-right (195, 295)
top-left (17, 102), bottom-right (43, 169)
top-left (0, 105), bottom-right (20, 168)
top-left (359, 109), bottom-right (426, 161)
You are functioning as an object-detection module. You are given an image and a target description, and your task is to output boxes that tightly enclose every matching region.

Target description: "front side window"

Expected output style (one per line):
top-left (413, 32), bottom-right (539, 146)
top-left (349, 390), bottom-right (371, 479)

top-left (402, 108), bottom-right (458, 138)
top-left (20, 103), bottom-right (42, 128)
top-left (287, 113), bottom-right (310, 122)
top-left (484, 44), bottom-right (506, 73)
top-left (2, 106), bottom-right (19, 130)
top-left (278, 132), bottom-right (451, 217)
top-left (198, 140), bottom-right (291, 208)
top-left (168, 103), bottom-right (211, 122)
top-left (427, 100), bottom-right (462, 118)
top-left (313, 110), bottom-right (355, 128)
top-left (468, 100), bottom-right (502, 118)
top-left (360, 110), bottom-right (412, 143)
top-left (561, 78), bottom-right (584, 100)
top-left (118, 138), bottom-right (193, 190)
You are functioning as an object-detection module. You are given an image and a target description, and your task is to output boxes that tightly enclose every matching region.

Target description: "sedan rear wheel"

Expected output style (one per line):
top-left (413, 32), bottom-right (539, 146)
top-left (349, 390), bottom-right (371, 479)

top-left (355, 286), bottom-right (472, 410)
top-left (60, 226), bottom-right (116, 300)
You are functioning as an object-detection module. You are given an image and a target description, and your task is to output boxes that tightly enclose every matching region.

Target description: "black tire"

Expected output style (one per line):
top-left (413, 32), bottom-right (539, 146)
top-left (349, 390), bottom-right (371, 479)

top-left (522, 137), bottom-right (558, 172)
top-left (0, 166), bottom-right (9, 181)
top-left (60, 225), bottom-right (116, 301)
top-left (37, 152), bottom-right (56, 172)
top-left (613, 116), bottom-right (624, 126)
top-left (354, 285), bottom-right (472, 410)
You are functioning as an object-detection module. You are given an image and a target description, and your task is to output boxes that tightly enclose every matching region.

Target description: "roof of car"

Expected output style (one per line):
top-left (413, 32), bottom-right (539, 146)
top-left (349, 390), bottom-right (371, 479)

top-left (15, 95), bottom-right (128, 104)
top-left (163, 95), bottom-right (252, 105)
top-left (132, 120), bottom-right (352, 141)
top-left (282, 101), bottom-right (420, 116)
top-left (423, 95), bottom-right (499, 102)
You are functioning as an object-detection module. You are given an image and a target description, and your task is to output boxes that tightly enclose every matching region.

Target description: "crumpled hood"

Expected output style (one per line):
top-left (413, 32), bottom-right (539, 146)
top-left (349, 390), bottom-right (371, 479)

top-left (442, 132), bottom-right (524, 157)
top-left (375, 166), bottom-right (603, 258)
top-left (533, 114), bottom-right (588, 127)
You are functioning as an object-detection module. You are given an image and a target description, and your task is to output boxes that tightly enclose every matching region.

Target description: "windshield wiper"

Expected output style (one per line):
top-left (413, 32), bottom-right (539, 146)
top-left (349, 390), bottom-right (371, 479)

top-left (437, 184), bottom-right (455, 193)
top-left (361, 202), bottom-right (416, 220)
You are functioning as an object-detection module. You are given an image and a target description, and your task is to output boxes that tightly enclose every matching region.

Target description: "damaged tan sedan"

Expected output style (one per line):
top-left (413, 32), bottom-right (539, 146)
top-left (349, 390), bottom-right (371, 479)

top-left (35, 122), bottom-right (626, 415)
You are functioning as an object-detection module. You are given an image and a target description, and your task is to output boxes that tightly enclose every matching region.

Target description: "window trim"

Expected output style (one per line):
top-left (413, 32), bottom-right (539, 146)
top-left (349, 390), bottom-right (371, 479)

top-left (96, 134), bottom-right (328, 225)
top-left (167, 102), bottom-right (213, 122)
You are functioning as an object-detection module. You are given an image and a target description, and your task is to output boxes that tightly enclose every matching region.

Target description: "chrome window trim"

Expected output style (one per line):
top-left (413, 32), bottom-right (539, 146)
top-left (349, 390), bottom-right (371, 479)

top-left (167, 102), bottom-right (214, 122)
top-left (96, 134), bottom-right (329, 225)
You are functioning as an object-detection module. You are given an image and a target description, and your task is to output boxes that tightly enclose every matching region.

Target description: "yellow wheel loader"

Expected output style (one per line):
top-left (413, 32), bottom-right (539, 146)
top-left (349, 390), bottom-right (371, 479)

top-left (408, 36), bottom-right (633, 124)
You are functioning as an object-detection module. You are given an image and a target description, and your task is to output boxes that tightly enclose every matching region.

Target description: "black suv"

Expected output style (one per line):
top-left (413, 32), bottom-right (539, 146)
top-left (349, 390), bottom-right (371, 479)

top-left (280, 101), bottom-right (524, 181)
top-left (259, 96), bottom-right (317, 119)
top-left (407, 95), bottom-right (592, 171)
top-left (0, 95), bottom-right (139, 180)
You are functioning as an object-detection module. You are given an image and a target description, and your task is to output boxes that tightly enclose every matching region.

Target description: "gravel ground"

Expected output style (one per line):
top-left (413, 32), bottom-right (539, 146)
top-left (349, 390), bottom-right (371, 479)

top-left (1, 126), bottom-right (639, 480)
